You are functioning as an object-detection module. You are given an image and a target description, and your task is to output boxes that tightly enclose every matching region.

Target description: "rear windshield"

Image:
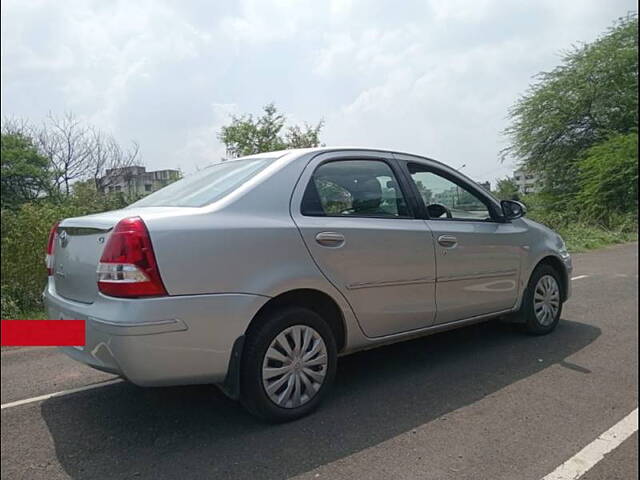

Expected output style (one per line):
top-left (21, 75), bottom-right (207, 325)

top-left (129, 158), bottom-right (275, 207)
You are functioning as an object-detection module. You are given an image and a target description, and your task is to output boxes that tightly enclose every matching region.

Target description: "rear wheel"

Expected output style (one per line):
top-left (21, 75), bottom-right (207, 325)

top-left (519, 264), bottom-right (563, 335)
top-left (240, 306), bottom-right (337, 422)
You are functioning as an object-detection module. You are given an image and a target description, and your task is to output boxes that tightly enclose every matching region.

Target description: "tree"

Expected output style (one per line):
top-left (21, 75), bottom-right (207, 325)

top-left (502, 15), bottom-right (638, 201)
top-left (1, 132), bottom-right (51, 209)
top-left (218, 103), bottom-right (324, 157)
top-left (575, 131), bottom-right (638, 224)
top-left (86, 130), bottom-right (140, 193)
top-left (494, 177), bottom-right (520, 201)
top-left (33, 112), bottom-right (95, 196)
top-left (2, 113), bottom-right (142, 198)
top-left (284, 122), bottom-right (324, 149)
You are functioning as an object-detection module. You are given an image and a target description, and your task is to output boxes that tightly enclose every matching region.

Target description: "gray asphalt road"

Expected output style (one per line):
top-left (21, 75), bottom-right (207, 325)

top-left (1, 242), bottom-right (637, 480)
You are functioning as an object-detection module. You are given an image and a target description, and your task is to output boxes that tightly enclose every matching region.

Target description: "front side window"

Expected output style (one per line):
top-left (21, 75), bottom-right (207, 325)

top-left (408, 164), bottom-right (492, 221)
top-left (302, 160), bottom-right (409, 218)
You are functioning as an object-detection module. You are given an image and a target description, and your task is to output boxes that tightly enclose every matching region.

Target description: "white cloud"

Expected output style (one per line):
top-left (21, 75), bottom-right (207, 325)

top-left (1, 0), bottom-right (637, 185)
top-left (176, 102), bottom-right (238, 170)
top-left (218, 0), bottom-right (317, 44)
top-left (427, 0), bottom-right (494, 22)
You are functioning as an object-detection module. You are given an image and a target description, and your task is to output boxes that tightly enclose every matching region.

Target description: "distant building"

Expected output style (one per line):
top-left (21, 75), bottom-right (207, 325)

top-left (99, 166), bottom-right (181, 196)
top-left (477, 181), bottom-right (491, 192)
top-left (513, 167), bottom-right (540, 194)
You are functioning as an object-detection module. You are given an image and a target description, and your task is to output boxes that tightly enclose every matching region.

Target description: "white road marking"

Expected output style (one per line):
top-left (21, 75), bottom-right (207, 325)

top-left (1, 378), bottom-right (123, 410)
top-left (542, 408), bottom-right (638, 480)
top-left (571, 275), bottom-right (590, 281)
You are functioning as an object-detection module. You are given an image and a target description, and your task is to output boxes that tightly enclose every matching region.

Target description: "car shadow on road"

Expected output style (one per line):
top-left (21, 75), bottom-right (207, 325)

top-left (40, 318), bottom-right (599, 479)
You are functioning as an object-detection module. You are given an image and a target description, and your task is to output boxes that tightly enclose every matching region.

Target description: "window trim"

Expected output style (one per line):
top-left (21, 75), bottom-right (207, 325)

top-left (401, 161), bottom-right (504, 223)
top-left (300, 157), bottom-right (417, 220)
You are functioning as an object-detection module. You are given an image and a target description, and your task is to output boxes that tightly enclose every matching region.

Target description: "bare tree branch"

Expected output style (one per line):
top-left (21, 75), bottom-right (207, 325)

top-left (3, 112), bottom-right (144, 198)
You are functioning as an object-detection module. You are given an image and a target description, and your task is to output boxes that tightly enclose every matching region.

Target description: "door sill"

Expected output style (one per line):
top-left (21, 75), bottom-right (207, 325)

top-left (343, 308), bottom-right (514, 356)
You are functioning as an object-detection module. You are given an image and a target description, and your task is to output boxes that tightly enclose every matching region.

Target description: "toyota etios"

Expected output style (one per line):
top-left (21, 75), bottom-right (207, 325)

top-left (44, 147), bottom-right (572, 421)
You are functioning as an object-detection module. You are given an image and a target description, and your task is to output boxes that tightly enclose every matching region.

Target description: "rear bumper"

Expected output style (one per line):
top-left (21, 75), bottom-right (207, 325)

top-left (44, 279), bottom-right (269, 386)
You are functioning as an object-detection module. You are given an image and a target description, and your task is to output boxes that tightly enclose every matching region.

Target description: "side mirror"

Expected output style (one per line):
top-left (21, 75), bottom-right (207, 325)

top-left (501, 200), bottom-right (527, 220)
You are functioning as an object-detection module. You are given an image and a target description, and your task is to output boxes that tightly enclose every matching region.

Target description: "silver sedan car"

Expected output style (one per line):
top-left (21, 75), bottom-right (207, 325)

top-left (44, 147), bottom-right (572, 421)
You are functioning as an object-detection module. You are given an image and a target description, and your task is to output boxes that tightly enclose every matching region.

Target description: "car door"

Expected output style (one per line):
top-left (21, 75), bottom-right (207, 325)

top-left (290, 151), bottom-right (437, 338)
top-left (395, 154), bottom-right (528, 325)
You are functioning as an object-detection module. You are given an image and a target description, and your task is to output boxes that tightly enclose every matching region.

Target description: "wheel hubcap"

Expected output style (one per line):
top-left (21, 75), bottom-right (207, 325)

top-left (533, 275), bottom-right (560, 326)
top-left (262, 325), bottom-right (328, 409)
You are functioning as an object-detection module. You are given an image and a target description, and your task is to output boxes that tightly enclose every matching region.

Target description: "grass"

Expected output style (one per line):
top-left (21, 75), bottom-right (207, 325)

top-left (556, 223), bottom-right (638, 252)
top-left (525, 207), bottom-right (638, 253)
top-left (17, 309), bottom-right (47, 319)
top-left (1, 309), bottom-right (46, 319)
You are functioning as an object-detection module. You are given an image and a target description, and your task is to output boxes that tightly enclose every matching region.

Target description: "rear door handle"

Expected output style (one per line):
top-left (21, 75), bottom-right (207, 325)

top-left (315, 232), bottom-right (345, 247)
top-left (437, 235), bottom-right (458, 248)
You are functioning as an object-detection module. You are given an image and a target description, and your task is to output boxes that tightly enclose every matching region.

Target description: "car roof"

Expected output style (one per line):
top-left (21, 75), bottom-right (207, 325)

top-left (225, 146), bottom-right (465, 185)
top-left (228, 146), bottom-right (440, 162)
top-left (230, 146), bottom-right (465, 177)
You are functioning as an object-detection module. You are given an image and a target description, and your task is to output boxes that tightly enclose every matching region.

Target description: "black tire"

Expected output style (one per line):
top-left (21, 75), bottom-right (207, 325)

top-left (240, 306), bottom-right (337, 422)
top-left (519, 264), bottom-right (564, 335)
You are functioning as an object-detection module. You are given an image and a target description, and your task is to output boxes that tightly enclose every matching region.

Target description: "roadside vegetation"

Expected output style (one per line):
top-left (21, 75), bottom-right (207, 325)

top-left (1, 16), bottom-right (637, 318)
top-left (1, 113), bottom-right (146, 318)
top-left (496, 14), bottom-right (638, 252)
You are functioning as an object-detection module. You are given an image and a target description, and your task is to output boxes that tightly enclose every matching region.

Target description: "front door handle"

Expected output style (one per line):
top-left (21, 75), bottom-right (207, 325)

top-left (437, 235), bottom-right (458, 248)
top-left (315, 232), bottom-right (345, 247)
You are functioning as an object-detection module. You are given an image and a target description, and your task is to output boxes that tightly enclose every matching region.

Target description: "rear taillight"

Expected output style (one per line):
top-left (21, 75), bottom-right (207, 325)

top-left (96, 217), bottom-right (167, 298)
top-left (45, 221), bottom-right (60, 276)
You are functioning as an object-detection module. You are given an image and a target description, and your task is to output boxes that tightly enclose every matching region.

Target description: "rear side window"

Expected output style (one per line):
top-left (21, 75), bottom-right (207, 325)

top-left (129, 158), bottom-right (274, 207)
top-left (301, 160), bottom-right (410, 218)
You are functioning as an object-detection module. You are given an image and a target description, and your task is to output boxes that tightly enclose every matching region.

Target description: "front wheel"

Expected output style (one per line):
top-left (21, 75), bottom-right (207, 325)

top-left (519, 265), bottom-right (563, 335)
top-left (240, 306), bottom-right (337, 422)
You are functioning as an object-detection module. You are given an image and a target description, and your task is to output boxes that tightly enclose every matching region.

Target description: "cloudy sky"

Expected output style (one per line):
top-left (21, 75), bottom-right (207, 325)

top-left (1, 0), bottom-right (636, 184)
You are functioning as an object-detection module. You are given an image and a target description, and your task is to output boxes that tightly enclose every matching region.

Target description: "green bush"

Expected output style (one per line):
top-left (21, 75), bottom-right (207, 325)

top-left (575, 132), bottom-right (638, 224)
top-left (0, 187), bottom-right (133, 316)
top-left (0, 284), bottom-right (21, 319)
top-left (522, 193), bottom-right (637, 252)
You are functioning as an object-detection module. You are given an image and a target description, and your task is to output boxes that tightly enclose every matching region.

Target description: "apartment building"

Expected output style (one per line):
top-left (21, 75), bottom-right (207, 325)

top-left (513, 167), bottom-right (540, 194)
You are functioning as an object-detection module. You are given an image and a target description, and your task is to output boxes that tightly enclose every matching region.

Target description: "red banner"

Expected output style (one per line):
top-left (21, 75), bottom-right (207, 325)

top-left (1, 320), bottom-right (85, 346)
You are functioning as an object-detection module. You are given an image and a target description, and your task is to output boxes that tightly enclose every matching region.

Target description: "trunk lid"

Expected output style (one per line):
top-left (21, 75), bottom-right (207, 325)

top-left (53, 207), bottom-right (183, 303)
